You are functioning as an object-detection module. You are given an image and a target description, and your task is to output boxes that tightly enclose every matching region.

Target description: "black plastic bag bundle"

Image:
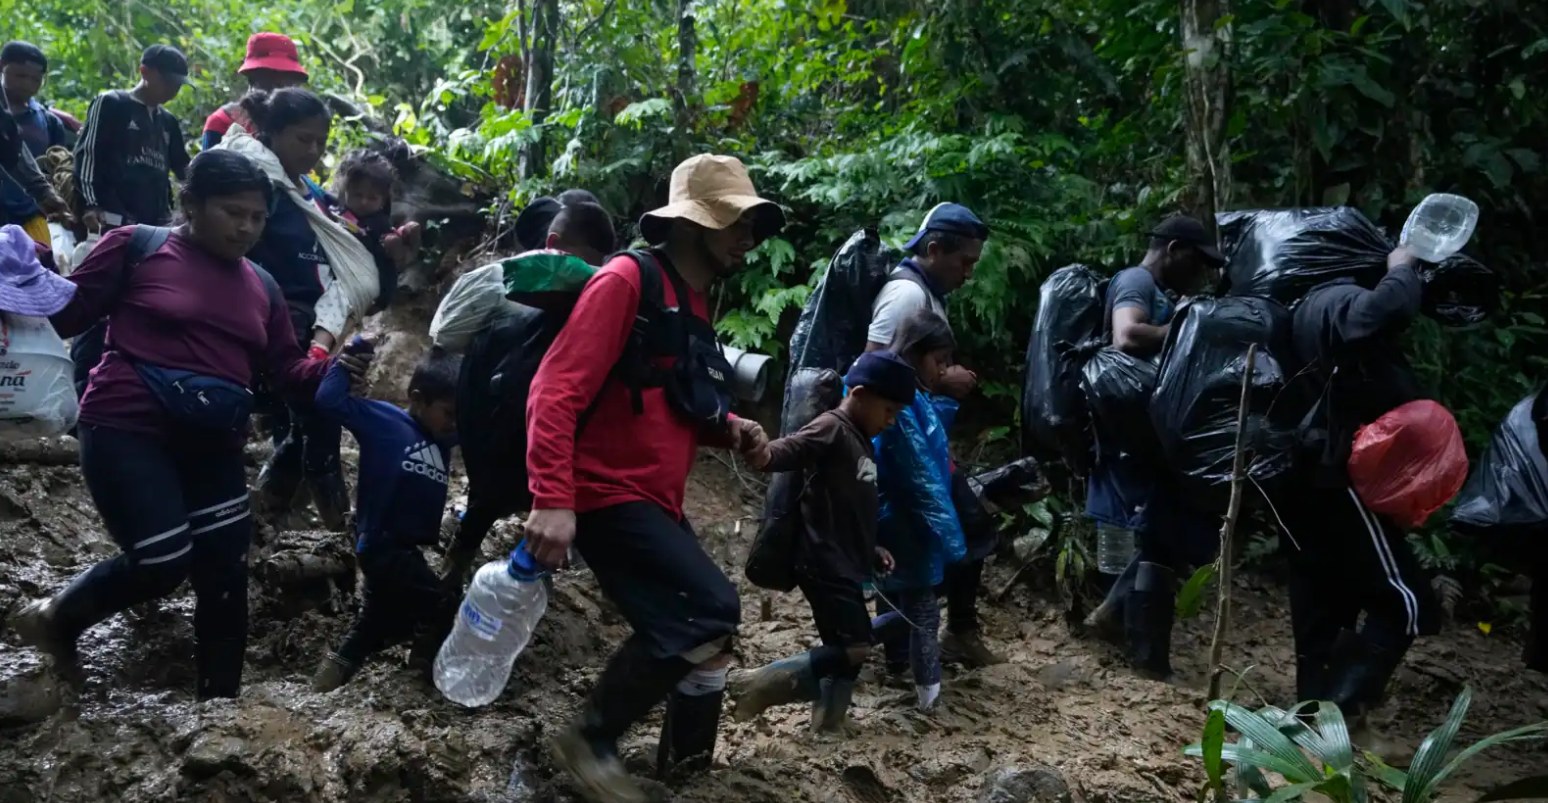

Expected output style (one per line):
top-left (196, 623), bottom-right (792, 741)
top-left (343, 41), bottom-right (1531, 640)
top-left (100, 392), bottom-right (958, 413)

top-left (1218, 208), bottom-right (1390, 303)
top-left (1419, 253), bottom-right (1500, 327)
top-left (1149, 296), bottom-right (1298, 511)
top-left (1021, 265), bottom-right (1105, 462)
top-left (1451, 392), bottom-right (1548, 532)
top-left (1079, 345), bottom-right (1161, 465)
top-left (781, 228), bottom-right (898, 435)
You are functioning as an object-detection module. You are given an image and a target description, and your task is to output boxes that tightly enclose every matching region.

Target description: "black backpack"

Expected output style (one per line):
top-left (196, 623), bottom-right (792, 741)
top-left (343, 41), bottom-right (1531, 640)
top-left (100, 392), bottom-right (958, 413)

top-left (70, 225), bottom-right (171, 398)
top-left (457, 249), bottom-right (731, 513)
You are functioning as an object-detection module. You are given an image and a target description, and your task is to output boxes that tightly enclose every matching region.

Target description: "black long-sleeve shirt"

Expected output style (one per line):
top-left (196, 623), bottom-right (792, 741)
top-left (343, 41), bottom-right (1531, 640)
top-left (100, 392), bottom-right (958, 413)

top-left (73, 90), bottom-right (189, 226)
top-left (1290, 264), bottom-right (1425, 482)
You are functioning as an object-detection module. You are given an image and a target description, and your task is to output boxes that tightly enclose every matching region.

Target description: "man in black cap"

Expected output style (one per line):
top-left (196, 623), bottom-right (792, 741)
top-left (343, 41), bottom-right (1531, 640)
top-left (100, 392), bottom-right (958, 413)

top-left (1084, 214), bottom-right (1221, 680)
top-left (513, 189), bottom-right (602, 252)
top-left (863, 201), bottom-right (1004, 671)
top-left (74, 44), bottom-right (192, 233)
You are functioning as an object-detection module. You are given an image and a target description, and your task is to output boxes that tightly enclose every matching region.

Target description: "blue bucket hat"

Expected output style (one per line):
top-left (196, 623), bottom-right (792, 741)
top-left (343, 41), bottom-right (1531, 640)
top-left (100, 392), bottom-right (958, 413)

top-left (904, 202), bottom-right (990, 252)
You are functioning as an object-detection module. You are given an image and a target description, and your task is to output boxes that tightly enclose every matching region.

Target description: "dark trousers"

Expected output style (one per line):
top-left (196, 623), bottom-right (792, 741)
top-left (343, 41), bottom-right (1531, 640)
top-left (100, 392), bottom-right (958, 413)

top-left (53, 424), bottom-right (251, 698)
top-left (797, 569), bottom-right (870, 680)
top-left (1274, 484), bottom-right (1438, 707)
top-left (266, 400), bottom-right (344, 479)
top-left (335, 544), bottom-right (446, 668)
top-left (574, 502), bottom-right (740, 747)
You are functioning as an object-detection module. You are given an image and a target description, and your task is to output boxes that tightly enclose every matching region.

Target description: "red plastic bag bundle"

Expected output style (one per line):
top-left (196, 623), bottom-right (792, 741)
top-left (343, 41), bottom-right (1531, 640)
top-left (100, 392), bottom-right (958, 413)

top-left (1348, 400), bottom-right (1469, 529)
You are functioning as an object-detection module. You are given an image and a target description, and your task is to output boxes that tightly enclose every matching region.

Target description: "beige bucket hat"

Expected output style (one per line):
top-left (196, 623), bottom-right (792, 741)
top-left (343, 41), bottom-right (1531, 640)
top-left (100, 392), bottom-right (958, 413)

top-left (639, 154), bottom-right (786, 245)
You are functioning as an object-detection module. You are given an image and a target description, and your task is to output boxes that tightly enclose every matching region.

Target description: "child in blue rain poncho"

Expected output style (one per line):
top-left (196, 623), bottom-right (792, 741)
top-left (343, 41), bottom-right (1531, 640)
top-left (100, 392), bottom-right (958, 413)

top-left (871, 308), bottom-right (966, 711)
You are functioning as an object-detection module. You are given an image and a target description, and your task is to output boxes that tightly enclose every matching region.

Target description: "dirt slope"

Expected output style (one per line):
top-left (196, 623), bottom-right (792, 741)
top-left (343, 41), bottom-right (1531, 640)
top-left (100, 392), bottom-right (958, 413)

top-left (1, 447), bottom-right (1545, 803)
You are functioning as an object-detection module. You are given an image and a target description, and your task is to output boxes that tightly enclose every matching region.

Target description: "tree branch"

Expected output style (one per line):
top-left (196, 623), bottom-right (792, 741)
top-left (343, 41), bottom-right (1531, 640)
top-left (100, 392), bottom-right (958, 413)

top-left (1206, 343), bottom-right (1255, 701)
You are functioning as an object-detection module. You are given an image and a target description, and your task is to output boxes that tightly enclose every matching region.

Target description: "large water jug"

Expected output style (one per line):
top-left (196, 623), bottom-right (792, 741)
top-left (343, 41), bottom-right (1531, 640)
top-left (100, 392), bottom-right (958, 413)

top-left (1400, 194), bottom-right (1478, 264)
top-left (434, 544), bottom-right (548, 707)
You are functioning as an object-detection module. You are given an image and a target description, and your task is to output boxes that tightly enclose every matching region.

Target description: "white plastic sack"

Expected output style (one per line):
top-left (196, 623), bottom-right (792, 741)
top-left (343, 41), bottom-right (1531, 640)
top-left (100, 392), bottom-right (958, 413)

top-left (431, 263), bottom-right (509, 353)
top-left (47, 223), bottom-right (78, 275)
top-left (0, 312), bottom-right (79, 440)
top-left (69, 232), bottom-right (102, 274)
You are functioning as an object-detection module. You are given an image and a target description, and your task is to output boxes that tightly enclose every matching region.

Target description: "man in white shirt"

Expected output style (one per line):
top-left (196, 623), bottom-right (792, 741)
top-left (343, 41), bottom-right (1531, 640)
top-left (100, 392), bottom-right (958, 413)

top-left (865, 202), bottom-right (1003, 667)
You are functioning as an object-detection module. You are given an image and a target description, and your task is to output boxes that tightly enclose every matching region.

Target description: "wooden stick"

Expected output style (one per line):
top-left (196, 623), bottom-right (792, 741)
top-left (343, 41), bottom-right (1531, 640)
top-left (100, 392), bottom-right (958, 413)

top-left (1206, 344), bottom-right (1256, 701)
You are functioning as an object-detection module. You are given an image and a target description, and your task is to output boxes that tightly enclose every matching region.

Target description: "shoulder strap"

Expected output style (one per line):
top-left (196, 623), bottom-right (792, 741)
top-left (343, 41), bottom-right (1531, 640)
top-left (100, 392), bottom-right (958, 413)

top-left (247, 261), bottom-right (286, 310)
top-left (115, 224), bottom-right (171, 297)
top-left (887, 268), bottom-right (932, 296)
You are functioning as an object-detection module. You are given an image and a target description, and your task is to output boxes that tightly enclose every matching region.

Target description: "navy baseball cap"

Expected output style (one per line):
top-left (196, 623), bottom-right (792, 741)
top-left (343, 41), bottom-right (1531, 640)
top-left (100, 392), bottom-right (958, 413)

top-left (904, 202), bottom-right (990, 252)
top-left (1150, 214), bottom-right (1225, 265)
top-left (141, 45), bottom-right (192, 85)
top-left (844, 350), bottom-right (919, 405)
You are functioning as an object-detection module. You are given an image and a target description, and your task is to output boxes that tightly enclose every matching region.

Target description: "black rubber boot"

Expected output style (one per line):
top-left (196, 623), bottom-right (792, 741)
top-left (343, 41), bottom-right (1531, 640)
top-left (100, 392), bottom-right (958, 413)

top-left (1326, 632), bottom-right (1411, 763)
top-left (552, 639), bottom-right (689, 803)
top-left (256, 441), bottom-right (305, 522)
top-left (812, 676), bottom-right (857, 734)
top-left (1124, 562), bottom-right (1177, 681)
top-left (309, 469), bottom-right (352, 532)
top-left (312, 651), bottom-right (359, 693)
top-left (196, 637), bottom-right (246, 700)
top-left (664, 689), bottom-right (724, 773)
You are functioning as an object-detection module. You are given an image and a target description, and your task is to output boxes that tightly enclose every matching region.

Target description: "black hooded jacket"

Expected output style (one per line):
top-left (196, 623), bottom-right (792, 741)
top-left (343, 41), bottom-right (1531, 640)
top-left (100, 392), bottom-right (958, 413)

top-left (1287, 263), bottom-right (1426, 486)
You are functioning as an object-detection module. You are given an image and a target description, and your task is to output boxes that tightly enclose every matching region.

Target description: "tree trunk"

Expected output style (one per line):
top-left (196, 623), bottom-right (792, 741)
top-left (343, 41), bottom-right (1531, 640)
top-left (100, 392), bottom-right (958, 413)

top-left (519, 0), bottom-right (559, 179)
top-left (1181, 0), bottom-right (1233, 237)
top-left (673, 0), bottom-right (698, 145)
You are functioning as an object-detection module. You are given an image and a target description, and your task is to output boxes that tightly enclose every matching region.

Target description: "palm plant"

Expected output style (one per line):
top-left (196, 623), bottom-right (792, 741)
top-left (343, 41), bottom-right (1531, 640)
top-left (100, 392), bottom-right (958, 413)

top-left (1184, 686), bottom-right (1548, 803)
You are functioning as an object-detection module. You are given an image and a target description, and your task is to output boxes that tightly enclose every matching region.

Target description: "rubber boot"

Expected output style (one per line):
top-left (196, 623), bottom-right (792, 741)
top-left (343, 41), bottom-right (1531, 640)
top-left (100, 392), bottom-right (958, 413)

top-left (196, 637), bottom-right (246, 700)
top-left (1124, 562), bottom-right (1176, 681)
top-left (731, 654), bottom-right (822, 722)
top-left (941, 631), bottom-right (1005, 668)
top-left (312, 651), bottom-right (358, 693)
top-left (1085, 558), bottom-right (1136, 646)
top-left (812, 676), bottom-right (857, 734)
top-left (551, 640), bottom-right (688, 803)
top-left (1326, 631), bottom-right (1411, 764)
top-left (663, 689), bottom-right (724, 773)
top-left (255, 441), bottom-right (304, 523)
top-left (309, 469), bottom-right (351, 532)
top-left (9, 597), bottom-right (78, 666)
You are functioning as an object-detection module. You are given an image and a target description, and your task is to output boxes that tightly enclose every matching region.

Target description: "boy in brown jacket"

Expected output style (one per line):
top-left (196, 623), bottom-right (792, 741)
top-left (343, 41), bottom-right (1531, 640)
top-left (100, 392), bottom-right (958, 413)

top-left (734, 350), bottom-right (918, 732)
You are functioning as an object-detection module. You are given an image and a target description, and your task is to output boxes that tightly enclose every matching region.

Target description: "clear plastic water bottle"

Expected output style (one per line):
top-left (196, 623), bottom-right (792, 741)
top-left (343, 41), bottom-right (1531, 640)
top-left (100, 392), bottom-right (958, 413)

top-left (434, 544), bottom-right (549, 707)
top-left (1400, 193), bottom-right (1479, 264)
top-left (1096, 524), bottom-right (1135, 575)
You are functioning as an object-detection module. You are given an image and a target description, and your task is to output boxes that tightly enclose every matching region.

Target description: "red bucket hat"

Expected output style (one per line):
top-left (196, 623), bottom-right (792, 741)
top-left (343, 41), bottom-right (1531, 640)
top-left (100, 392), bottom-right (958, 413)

top-left (238, 33), bottom-right (308, 78)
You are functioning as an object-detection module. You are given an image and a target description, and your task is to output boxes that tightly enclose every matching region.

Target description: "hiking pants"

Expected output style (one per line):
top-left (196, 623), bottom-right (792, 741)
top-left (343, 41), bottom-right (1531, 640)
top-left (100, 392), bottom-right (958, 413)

top-left (335, 544), bottom-right (447, 669)
top-left (1273, 484), bottom-right (1439, 705)
top-left (53, 423), bottom-right (252, 698)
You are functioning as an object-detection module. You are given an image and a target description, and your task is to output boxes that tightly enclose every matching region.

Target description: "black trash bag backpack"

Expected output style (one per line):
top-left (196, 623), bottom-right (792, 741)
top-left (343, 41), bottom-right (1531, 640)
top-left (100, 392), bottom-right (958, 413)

top-left (1149, 296), bottom-right (1299, 513)
top-left (1418, 252), bottom-right (1500, 327)
top-left (1451, 391), bottom-right (1548, 532)
top-left (1218, 208), bottom-right (1389, 304)
top-left (1077, 343), bottom-right (1161, 467)
top-left (780, 228), bottom-right (900, 435)
top-left (1020, 264), bottom-right (1106, 466)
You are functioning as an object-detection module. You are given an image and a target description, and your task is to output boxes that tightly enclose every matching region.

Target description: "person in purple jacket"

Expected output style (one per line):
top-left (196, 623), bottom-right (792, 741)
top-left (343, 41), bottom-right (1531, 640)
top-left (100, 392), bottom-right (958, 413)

top-left (9, 150), bottom-right (363, 700)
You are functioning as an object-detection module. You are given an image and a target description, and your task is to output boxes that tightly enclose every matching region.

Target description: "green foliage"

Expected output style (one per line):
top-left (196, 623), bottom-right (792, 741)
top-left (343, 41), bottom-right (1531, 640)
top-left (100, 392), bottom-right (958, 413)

top-left (1184, 688), bottom-right (1548, 803)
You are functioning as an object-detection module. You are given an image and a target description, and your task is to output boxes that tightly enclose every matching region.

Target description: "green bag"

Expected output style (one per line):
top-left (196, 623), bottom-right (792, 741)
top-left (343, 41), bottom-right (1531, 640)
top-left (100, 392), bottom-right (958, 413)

top-left (502, 249), bottom-right (598, 309)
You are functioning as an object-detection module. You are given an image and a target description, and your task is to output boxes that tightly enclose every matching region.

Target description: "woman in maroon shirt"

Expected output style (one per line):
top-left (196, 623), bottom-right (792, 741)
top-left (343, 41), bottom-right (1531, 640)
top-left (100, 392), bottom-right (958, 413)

top-left (10, 150), bottom-right (340, 700)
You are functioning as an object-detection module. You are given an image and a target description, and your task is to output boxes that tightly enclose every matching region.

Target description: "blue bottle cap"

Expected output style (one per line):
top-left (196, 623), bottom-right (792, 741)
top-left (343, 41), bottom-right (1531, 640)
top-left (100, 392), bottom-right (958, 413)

top-left (508, 541), bottom-right (544, 581)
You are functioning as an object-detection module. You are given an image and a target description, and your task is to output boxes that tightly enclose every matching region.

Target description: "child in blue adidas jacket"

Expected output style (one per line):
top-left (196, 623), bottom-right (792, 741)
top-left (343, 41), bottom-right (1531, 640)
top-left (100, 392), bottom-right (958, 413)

top-left (311, 338), bottom-right (461, 691)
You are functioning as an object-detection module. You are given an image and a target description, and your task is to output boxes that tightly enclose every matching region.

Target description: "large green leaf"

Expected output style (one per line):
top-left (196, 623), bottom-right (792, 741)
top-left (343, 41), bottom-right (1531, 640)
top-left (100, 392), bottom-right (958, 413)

top-left (1202, 708), bottom-right (1227, 797)
top-left (1432, 722), bottom-right (1548, 790)
top-left (1177, 562), bottom-right (1218, 620)
top-left (1209, 701), bottom-right (1322, 781)
top-left (1403, 687), bottom-right (1473, 803)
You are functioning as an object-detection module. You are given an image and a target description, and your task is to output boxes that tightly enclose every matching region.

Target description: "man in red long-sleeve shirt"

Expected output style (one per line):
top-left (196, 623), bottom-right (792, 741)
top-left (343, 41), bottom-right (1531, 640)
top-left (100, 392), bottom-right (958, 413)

top-left (525, 155), bottom-right (782, 803)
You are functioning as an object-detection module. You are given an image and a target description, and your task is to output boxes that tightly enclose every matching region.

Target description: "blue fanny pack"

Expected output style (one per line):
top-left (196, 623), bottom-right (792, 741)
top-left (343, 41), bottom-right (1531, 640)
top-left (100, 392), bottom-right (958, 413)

top-left (132, 363), bottom-right (254, 433)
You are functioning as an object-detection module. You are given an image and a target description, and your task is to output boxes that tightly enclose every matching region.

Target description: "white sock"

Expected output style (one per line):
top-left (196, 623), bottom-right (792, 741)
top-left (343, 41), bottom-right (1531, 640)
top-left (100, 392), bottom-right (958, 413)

top-left (915, 682), bottom-right (941, 711)
top-left (677, 667), bottom-right (729, 697)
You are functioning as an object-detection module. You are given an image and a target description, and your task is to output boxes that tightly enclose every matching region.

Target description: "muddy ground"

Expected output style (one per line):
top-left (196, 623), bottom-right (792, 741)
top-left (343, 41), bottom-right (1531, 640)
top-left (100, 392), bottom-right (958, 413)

top-left (1, 281), bottom-right (1545, 803)
top-left (2, 442), bottom-right (1545, 803)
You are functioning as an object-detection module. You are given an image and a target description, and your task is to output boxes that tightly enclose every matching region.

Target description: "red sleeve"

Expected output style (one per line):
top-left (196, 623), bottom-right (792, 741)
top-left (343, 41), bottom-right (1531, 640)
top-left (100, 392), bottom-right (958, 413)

top-left (259, 277), bottom-right (330, 398)
top-left (48, 227), bottom-right (134, 338)
top-left (203, 107), bottom-right (232, 135)
top-left (525, 257), bottom-right (642, 511)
